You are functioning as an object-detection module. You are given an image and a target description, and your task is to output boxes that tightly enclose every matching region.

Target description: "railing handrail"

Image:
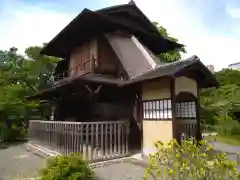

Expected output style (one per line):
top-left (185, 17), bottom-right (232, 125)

top-left (54, 59), bottom-right (92, 82)
top-left (30, 120), bottom-right (127, 125)
top-left (54, 58), bottom-right (117, 82)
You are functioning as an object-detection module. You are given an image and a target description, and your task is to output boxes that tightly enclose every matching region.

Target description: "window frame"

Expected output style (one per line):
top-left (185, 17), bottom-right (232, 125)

top-left (142, 98), bottom-right (172, 120)
top-left (175, 101), bottom-right (196, 119)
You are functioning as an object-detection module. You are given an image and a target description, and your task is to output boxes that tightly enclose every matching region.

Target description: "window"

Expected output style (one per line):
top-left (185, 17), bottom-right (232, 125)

top-left (143, 99), bottom-right (172, 119)
top-left (176, 101), bottom-right (196, 118)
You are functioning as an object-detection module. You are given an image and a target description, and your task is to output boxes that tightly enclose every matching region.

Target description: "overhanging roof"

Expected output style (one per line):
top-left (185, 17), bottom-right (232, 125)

top-left (26, 73), bottom-right (123, 100)
top-left (41, 3), bottom-right (183, 58)
top-left (122, 55), bottom-right (219, 88)
top-left (26, 56), bottom-right (219, 101)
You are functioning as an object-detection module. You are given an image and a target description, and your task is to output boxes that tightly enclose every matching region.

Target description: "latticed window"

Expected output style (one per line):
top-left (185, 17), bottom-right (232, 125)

top-left (176, 101), bottom-right (196, 118)
top-left (142, 99), bottom-right (172, 120)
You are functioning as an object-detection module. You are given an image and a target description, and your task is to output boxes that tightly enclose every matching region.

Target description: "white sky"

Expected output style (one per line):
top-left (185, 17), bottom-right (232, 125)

top-left (1, 0), bottom-right (240, 71)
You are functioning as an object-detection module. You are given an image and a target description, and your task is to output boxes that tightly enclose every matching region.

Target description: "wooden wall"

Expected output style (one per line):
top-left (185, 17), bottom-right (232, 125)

top-left (96, 37), bottom-right (118, 75)
top-left (68, 36), bottom-right (123, 77)
top-left (69, 41), bottom-right (91, 76)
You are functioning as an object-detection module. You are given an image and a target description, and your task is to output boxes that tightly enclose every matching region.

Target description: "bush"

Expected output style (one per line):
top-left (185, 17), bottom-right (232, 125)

top-left (0, 122), bottom-right (27, 141)
top-left (217, 119), bottom-right (240, 136)
top-left (143, 139), bottom-right (240, 180)
top-left (39, 153), bottom-right (94, 180)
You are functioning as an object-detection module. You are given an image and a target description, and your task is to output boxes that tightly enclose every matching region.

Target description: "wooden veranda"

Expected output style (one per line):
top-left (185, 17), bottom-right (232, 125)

top-left (28, 120), bottom-right (130, 162)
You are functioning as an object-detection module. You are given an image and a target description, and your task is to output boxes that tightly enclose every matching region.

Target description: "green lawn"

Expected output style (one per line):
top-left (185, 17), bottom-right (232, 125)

top-left (204, 135), bottom-right (240, 146)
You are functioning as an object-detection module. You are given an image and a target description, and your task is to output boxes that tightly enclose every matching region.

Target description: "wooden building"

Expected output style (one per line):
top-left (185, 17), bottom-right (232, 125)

top-left (27, 1), bottom-right (218, 161)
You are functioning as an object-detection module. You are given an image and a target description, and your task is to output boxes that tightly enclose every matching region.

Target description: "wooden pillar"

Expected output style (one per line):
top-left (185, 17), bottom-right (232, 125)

top-left (170, 77), bottom-right (177, 141)
top-left (50, 103), bottom-right (56, 121)
top-left (196, 83), bottom-right (202, 141)
top-left (137, 86), bottom-right (144, 158)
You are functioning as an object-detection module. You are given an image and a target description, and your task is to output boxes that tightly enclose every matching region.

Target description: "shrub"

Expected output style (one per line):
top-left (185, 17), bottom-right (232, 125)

top-left (0, 121), bottom-right (27, 142)
top-left (39, 153), bottom-right (94, 180)
top-left (217, 119), bottom-right (240, 136)
top-left (143, 139), bottom-right (240, 180)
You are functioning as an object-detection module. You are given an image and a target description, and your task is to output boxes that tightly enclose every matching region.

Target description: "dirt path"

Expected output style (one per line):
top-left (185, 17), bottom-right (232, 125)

top-left (0, 143), bottom-right (152, 180)
top-left (0, 142), bottom-right (43, 180)
top-left (1, 141), bottom-right (239, 180)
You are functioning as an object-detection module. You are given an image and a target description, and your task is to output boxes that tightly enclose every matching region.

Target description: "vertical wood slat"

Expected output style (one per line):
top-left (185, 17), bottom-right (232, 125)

top-left (114, 123), bottom-right (117, 154)
top-left (109, 123), bottom-right (113, 156)
top-left (64, 123), bottom-right (67, 155)
top-left (76, 124), bottom-right (80, 154)
top-left (118, 123), bottom-right (121, 155)
top-left (68, 124), bottom-right (70, 155)
top-left (121, 123), bottom-right (125, 155)
top-left (100, 123), bottom-right (104, 159)
top-left (66, 123), bottom-right (69, 155)
top-left (80, 124), bottom-right (84, 155)
top-left (56, 123), bottom-right (59, 153)
top-left (90, 124), bottom-right (94, 160)
top-left (125, 122), bottom-right (129, 155)
top-left (73, 124), bottom-right (76, 153)
top-left (70, 124), bottom-right (73, 154)
top-left (95, 124), bottom-right (99, 160)
top-left (86, 124), bottom-right (89, 160)
top-left (53, 123), bottom-right (55, 151)
top-left (105, 124), bottom-right (108, 157)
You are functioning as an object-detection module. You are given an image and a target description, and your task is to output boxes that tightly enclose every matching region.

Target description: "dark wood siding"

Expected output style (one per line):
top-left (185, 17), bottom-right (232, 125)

top-left (96, 37), bottom-right (118, 75)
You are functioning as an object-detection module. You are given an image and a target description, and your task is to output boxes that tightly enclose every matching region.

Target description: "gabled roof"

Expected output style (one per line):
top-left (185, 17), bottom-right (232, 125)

top-left (123, 55), bottom-right (219, 88)
top-left (97, 3), bottom-right (160, 37)
top-left (41, 3), bottom-right (183, 58)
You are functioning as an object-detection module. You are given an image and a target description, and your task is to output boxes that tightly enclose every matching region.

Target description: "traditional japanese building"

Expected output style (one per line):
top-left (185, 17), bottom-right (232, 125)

top-left (27, 1), bottom-right (218, 160)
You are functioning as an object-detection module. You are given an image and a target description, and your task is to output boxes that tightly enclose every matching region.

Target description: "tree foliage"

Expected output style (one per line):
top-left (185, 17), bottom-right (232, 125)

top-left (201, 68), bottom-right (240, 125)
top-left (153, 22), bottom-right (186, 62)
top-left (144, 139), bottom-right (240, 180)
top-left (0, 46), bottom-right (59, 141)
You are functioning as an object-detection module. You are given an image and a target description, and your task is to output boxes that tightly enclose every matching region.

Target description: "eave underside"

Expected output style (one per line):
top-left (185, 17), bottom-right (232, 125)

top-left (26, 56), bottom-right (219, 101)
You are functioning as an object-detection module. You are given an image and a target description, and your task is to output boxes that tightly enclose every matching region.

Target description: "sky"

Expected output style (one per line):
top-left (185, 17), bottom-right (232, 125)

top-left (1, 0), bottom-right (240, 70)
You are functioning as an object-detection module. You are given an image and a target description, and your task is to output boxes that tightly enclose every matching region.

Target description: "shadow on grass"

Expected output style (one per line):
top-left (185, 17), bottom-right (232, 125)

top-left (0, 139), bottom-right (28, 150)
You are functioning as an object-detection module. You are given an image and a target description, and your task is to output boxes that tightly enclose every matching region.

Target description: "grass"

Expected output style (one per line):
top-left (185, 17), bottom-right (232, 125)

top-left (204, 135), bottom-right (240, 146)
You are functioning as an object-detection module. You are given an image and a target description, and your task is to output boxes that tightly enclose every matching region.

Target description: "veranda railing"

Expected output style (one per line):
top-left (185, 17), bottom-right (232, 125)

top-left (28, 120), bottom-right (130, 162)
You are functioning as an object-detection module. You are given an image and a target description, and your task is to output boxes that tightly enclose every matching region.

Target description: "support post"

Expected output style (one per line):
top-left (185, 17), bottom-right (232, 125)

top-left (50, 103), bottom-right (56, 121)
top-left (170, 77), bottom-right (177, 141)
top-left (196, 83), bottom-right (202, 141)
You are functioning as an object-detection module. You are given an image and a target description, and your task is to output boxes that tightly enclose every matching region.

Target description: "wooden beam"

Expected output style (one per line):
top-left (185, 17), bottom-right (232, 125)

top-left (170, 77), bottom-right (177, 141)
top-left (196, 82), bottom-right (202, 141)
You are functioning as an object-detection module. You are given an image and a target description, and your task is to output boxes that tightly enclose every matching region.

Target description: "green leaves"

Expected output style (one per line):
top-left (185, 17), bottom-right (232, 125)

top-left (153, 22), bottom-right (186, 63)
top-left (201, 68), bottom-right (240, 124)
top-left (144, 139), bottom-right (240, 180)
top-left (0, 45), bottom-right (59, 141)
top-left (39, 154), bottom-right (94, 180)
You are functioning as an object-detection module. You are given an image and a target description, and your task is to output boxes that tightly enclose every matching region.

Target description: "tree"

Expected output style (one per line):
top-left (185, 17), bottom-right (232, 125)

top-left (200, 68), bottom-right (240, 125)
top-left (153, 22), bottom-right (186, 62)
top-left (0, 46), bottom-right (59, 141)
top-left (24, 46), bottom-right (59, 90)
top-left (215, 68), bottom-right (240, 86)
